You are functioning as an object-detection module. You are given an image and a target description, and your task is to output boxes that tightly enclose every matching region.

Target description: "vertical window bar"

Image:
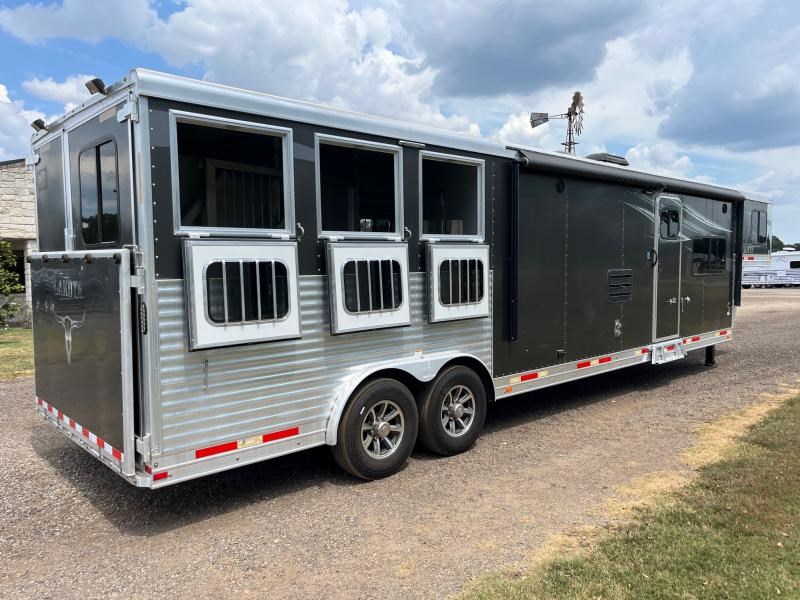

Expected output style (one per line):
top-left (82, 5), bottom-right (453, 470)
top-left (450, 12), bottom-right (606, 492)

top-left (378, 260), bottom-right (384, 310)
top-left (255, 259), bottom-right (262, 321)
top-left (239, 260), bottom-right (246, 323)
top-left (271, 260), bottom-right (278, 321)
top-left (389, 260), bottom-right (395, 308)
top-left (221, 260), bottom-right (229, 325)
top-left (366, 260), bottom-right (373, 311)
top-left (466, 259), bottom-right (472, 302)
top-left (355, 260), bottom-right (361, 312)
top-left (475, 259), bottom-right (480, 302)
top-left (457, 259), bottom-right (462, 304)
top-left (449, 259), bottom-right (454, 306)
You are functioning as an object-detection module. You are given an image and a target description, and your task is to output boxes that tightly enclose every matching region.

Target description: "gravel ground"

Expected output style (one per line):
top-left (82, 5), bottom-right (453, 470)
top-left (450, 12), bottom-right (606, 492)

top-left (1, 288), bottom-right (798, 599)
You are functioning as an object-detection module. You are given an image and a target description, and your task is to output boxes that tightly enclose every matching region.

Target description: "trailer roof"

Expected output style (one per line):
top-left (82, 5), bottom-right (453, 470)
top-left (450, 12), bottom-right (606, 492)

top-left (32, 68), bottom-right (746, 202)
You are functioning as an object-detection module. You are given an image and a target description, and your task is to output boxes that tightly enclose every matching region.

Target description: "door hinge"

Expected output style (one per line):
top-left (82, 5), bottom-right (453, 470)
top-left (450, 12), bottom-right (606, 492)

top-left (117, 98), bottom-right (139, 123)
top-left (135, 434), bottom-right (151, 458)
top-left (130, 267), bottom-right (146, 294)
top-left (25, 153), bottom-right (40, 167)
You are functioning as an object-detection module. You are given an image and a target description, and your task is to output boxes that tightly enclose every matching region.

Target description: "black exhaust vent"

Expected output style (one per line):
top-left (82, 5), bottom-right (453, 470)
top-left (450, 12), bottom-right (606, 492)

top-left (586, 152), bottom-right (629, 166)
top-left (608, 269), bottom-right (633, 303)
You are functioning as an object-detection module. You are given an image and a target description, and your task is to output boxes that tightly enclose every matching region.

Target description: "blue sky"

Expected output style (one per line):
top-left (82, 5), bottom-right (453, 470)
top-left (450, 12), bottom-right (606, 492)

top-left (1, 0), bottom-right (798, 240)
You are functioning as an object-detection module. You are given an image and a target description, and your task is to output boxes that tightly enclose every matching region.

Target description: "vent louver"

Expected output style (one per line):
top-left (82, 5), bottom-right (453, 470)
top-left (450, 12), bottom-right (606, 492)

top-left (607, 269), bottom-right (633, 303)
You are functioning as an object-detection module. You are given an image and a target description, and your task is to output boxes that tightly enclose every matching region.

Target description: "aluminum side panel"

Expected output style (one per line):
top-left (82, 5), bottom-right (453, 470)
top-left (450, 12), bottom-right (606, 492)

top-left (155, 273), bottom-right (492, 455)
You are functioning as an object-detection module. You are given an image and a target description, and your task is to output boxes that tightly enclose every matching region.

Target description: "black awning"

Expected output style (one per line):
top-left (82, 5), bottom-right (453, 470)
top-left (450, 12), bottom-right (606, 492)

top-left (515, 149), bottom-right (745, 203)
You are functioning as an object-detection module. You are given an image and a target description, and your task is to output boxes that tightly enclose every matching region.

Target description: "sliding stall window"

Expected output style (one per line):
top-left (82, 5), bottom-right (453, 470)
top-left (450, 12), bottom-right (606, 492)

top-left (316, 135), bottom-right (402, 239)
top-left (79, 140), bottom-right (119, 245)
top-left (170, 111), bottom-right (294, 237)
top-left (420, 152), bottom-right (484, 241)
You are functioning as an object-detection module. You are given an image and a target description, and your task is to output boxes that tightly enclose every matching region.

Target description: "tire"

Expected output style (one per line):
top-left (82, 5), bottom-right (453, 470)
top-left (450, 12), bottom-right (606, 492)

top-left (332, 378), bottom-right (418, 480)
top-left (741, 284), bottom-right (751, 289)
top-left (419, 366), bottom-right (487, 456)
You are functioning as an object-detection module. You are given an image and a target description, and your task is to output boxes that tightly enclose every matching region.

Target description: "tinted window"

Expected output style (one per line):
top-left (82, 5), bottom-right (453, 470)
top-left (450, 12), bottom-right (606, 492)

top-left (659, 207), bottom-right (680, 239)
top-left (749, 210), bottom-right (768, 245)
top-left (790, 261), bottom-right (800, 269)
top-left (439, 259), bottom-right (484, 305)
top-left (692, 237), bottom-right (727, 275)
top-left (342, 259), bottom-right (402, 312)
top-left (79, 140), bottom-right (119, 245)
top-left (177, 122), bottom-right (286, 230)
top-left (422, 157), bottom-right (479, 236)
top-left (319, 143), bottom-right (396, 234)
top-left (206, 260), bottom-right (289, 324)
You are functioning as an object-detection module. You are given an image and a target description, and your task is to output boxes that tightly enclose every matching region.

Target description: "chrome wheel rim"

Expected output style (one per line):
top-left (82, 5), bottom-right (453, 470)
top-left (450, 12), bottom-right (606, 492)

top-left (440, 385), bottom-right (475, 438)
top-left (361, 400), bottom-right (404, 459)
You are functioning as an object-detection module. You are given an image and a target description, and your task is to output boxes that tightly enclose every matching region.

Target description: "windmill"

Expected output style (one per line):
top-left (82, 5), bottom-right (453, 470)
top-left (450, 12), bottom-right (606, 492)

top-left (529, 91), bottom-right (585, 154)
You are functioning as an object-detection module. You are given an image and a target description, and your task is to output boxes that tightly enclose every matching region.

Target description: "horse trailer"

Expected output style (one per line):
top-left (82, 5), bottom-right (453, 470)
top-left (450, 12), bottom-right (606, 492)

top-left (28, 70), bottom-right (746, 487)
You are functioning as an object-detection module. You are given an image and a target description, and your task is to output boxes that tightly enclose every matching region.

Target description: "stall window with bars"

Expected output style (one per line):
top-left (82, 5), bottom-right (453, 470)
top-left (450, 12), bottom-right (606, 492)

top-left (205, 260), bottom-right (289, 324)
top-left (342, 259), bottom-right (402, 313)
top-left (439, 259), bottom-right (484, 306)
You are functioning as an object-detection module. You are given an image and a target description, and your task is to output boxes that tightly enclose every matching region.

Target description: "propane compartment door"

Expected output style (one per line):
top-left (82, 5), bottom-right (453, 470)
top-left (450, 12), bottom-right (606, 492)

top-left (30, 249), bottom-right (135, 475)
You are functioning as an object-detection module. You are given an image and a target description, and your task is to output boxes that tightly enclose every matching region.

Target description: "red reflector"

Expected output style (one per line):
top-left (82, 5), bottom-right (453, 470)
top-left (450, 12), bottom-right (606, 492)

top-left (82, 427), bottom-right (90, 438)
top-left (720, 330), bottom-right (728, 335)
top-left (666, 345), bottom-right (675, 351)
top-left (692, 336), bottom-right (700, 342)
top-left (69, 418), bottom-right (75, 428)
top-left (263, 427), bottom-right (300, 444)
top-left (520, 372), bottom-right (539, 382)
top-left (153, 471), bottom-right (169, 481)
top-left (598, 356), bottom-right (612, 364)
top-left (57, 410), bottom-right (63, 420)
top-left (96, 437), bottom-right (105, 449)
top-left (577, 361), bottom-right (591, 369)
top-left (746, 256), bottom-right (754, 260)
top-left (195, 440), bottom-right (238, 459)
top-left (642, 347), bottom-right (650, 353)
top-left (111, 447), bottom-right (122, 461)
top-left (144, 464), bottom-right (152, 474)
top-left (37, 397), bottom-right (43, 406)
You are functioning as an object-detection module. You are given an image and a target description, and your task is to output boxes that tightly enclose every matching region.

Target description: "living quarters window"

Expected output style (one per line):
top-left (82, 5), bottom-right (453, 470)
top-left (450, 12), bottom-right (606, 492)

top-left (79, 140), bottom-right (119, 245)
top-left (692, 237), bottom-right (727, 275)
top-left (790, 261), bottom-right (800, 269)
top-left (342, 259), bottom-right (402, 313)
top-left (659, 206), bottom-right (680, 239)
top-left (317, 135), bottom-right (401, 237)
top-left (171, 112), bottom-right (293, 236)
top-left (421, 153), bottom-right (484, 240)
top-left (750, 210), bottom-right (768, 244)
top-left (205, 260), bottom-right (289, 324)
top-left (439, 259), bottom-right (484, 305)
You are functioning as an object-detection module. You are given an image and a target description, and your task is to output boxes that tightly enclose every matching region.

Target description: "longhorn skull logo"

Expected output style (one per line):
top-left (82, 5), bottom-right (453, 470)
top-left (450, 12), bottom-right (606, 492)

top-left (54, 312), bottom-right (85, 364)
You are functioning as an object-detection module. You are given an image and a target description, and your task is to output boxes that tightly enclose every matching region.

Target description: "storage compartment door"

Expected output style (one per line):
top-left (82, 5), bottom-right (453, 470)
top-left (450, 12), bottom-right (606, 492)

top-left (30, 249), bottom-right (135, 475)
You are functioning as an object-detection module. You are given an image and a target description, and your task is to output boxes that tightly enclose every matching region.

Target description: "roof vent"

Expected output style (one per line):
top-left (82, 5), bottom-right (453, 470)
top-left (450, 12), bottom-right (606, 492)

top-left (586, 152), bottom-right (629, 166)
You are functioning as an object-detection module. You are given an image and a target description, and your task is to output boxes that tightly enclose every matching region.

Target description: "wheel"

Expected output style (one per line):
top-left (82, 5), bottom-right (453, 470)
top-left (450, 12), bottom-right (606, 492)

top-left (419, 365), bottom-right (487, 456)
top-left (332, 378), bottom-right (418, 480)
top-left (741, 284), bottom-right (751, 289)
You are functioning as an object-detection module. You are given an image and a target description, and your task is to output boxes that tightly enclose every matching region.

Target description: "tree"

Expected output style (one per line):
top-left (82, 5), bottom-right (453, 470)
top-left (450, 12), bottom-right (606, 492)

top-left (0, 239), bottom-right (24, 328)
top-left (771, 235), bottom-right (785, 252)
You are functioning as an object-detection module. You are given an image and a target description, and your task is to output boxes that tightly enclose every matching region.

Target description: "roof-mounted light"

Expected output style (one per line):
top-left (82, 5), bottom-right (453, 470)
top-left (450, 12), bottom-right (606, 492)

top-left (85, 77), bottom-right (108, 95)
top-left (30, 119), bottom-right (48, 132)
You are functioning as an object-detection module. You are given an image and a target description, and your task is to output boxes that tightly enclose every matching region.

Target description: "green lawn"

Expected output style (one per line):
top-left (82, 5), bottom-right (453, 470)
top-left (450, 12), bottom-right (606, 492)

top-left (463, 395), bottom-right (800, 599)
top-left (0, 328), bottom-right (34, 380)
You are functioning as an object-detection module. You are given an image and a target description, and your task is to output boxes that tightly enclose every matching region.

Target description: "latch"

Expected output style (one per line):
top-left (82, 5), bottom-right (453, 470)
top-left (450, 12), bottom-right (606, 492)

top-left (135, 434), bottom-right (151, 458)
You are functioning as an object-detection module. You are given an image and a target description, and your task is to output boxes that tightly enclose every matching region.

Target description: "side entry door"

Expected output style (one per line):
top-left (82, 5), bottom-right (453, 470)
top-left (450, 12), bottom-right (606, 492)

top-left (653, 195), bottom-right (682, 341)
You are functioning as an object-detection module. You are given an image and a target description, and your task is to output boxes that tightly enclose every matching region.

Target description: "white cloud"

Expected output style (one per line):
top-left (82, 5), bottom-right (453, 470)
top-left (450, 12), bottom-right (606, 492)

top-left (0, 84), bottom-right (42, 161)
top-left (0, 0), bottom-right (157, 44)
top-left (624, 142), bottom-right (694, 179)
top-left (22, 74), bottom-right (95, 112)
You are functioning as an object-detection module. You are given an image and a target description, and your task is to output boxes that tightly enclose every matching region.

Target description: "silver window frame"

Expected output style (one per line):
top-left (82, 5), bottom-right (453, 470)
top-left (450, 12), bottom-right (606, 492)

top-left (418, 150), bottom-right (485, 243)
top-left (169, 109), bottom-right (295, 238)
top-left (315, 133), bottom-right (403, 241)
top-left (340, 258), bottom-right (404, 315)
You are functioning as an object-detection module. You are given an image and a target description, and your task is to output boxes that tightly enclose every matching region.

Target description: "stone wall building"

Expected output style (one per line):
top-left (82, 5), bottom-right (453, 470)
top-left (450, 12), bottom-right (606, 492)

top-left (0, 158), bottom-right (36, 319)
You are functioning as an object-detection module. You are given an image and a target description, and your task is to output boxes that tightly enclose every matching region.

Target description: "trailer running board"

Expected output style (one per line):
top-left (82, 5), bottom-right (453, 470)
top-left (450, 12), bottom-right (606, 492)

top-left (650, 339), bottom-right (686, 364)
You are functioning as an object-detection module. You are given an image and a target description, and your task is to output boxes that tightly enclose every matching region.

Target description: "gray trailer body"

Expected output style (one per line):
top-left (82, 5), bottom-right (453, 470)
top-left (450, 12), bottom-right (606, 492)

top-left (29, 70), bottom-right (743, 487)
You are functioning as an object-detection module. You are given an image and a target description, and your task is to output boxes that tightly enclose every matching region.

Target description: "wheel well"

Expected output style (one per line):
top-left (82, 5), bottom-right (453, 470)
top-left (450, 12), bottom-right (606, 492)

top-left (440, 357), bottom-right (496, 402)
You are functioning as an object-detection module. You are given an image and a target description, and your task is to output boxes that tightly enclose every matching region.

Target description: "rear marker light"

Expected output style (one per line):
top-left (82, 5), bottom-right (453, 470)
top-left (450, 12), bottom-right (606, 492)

top-left (577, 361), bottom-right (591, 369)
top-left (598, 356), bottom-right (612, 364)
top-left (152, 471), bottom-right (169, 481)
top-left (666, 345), bottom-right (676, 351)
top-left (692, 336), bottom-right (700, 342)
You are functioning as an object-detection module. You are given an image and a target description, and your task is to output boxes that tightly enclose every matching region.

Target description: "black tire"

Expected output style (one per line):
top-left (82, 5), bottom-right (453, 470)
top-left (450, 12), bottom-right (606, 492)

top-left (419, 366), bottom-right (487, 456)
top-left (741, 284), bottom-right (751, 289)
top-left (332, 378), bottom-right (418, 480)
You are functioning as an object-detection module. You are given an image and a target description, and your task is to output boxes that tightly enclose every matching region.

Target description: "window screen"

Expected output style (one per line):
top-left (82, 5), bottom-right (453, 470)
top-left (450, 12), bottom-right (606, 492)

top-left (422, 157), bottom-right (479, 237)
top-left (692, 237), bottom-right (727, 275)
top-left (319, 143), bottom-right (396, 234)
top-left (439, 259), bottom-right (484, 305)
top-left (206, 260), bottom-right (289, 324)
top-left (79, 140), bottom-right (119, 245)
top-left (659, 206), bottom-right (680, 239)
top-left (342, 259), bottom-right (402, 313)
top-left (177, 122), bottom-right (286, 230)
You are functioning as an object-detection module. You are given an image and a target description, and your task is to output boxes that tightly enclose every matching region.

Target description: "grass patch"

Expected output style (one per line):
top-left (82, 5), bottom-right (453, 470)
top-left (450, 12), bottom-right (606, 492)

top-left (0, 328), bottom-right (34, 380)
top-left (463, 394), bottom-right (800, 599)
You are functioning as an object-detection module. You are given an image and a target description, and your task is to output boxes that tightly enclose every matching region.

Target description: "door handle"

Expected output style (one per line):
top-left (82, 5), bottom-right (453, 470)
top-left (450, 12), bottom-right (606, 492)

top-left (647, 248), bottom-right (658, 267)
top-left (666, 297), bottom-right (677, 305)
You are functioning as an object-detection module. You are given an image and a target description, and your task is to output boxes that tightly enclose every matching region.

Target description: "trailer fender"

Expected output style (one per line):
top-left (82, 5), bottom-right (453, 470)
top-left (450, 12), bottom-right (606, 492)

top-left (324, 351), bottom-right (490, 446)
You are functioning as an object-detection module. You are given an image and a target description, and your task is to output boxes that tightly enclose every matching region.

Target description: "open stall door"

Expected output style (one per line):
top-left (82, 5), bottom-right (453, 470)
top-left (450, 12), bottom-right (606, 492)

top-left (30, 249), bottom-right (135, 475)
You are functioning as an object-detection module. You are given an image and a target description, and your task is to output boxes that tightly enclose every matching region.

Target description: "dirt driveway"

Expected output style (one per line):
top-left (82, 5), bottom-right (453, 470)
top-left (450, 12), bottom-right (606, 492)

top-left (1, 289), bottom-right (798, 599)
